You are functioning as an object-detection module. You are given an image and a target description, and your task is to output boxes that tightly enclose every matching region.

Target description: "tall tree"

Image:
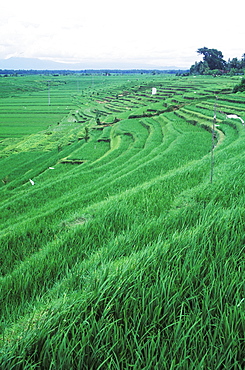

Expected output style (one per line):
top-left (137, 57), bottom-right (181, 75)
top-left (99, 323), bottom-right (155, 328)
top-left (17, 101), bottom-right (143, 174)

top-left (241, 53), bottom-right (245, 68)
top-left (197, 47), bottom-right (226, 70)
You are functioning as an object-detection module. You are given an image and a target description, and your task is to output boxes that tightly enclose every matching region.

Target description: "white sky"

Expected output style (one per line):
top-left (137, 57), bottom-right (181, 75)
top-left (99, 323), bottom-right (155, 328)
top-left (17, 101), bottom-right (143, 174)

top-left (1, 0), bottom-right (245, 69)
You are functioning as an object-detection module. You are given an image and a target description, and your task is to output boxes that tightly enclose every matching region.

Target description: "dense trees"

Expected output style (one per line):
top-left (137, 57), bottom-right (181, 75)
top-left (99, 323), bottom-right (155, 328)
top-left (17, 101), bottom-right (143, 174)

top-left (233, 77), bottom-right (245, 92)
top-left (190, 47), bottom-right (245, 75)
top-left (227, 56), bottom-right (245, 72)
top-left (197, 47), bottom-right (226, 70)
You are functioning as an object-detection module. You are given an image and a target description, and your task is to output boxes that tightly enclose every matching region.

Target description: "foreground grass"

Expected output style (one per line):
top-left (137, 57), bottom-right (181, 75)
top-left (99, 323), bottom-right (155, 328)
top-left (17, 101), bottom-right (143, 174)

top-left (0, 74), bottom-right (244, 369)
top-left (1, 177), bottom-right (244, 369)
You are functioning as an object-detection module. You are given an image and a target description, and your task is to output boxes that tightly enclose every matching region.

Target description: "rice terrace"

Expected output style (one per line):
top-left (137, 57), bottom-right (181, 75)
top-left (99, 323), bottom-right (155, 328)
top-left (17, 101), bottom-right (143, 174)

top-left (0, 71), bottom-right (245, 369)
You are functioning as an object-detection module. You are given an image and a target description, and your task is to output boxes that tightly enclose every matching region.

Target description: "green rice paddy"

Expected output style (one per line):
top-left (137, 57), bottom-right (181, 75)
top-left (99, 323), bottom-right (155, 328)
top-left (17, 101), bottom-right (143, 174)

top-left (0, 73), bottom-right (244, 369)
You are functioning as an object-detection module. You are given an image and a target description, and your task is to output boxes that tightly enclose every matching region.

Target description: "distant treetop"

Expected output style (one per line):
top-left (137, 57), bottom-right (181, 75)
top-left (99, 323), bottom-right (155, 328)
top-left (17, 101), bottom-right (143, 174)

top-left (190, 47), bottom-right (245, 76)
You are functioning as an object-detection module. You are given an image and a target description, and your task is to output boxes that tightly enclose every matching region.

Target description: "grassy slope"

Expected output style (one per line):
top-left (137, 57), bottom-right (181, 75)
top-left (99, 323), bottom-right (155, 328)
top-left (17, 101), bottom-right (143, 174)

top-left (0, 74), bottom-right (244, 369)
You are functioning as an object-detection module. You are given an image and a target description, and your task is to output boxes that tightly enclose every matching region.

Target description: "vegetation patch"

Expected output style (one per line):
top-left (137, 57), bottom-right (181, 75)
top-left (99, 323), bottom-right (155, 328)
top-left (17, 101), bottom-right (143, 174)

top-left (0, 73), bottom-right (245, 369)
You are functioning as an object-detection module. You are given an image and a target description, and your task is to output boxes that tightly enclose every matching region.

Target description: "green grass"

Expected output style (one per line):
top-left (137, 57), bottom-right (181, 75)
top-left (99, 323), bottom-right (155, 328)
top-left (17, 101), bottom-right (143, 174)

top-left (0, 74), bottom-right (244, 369)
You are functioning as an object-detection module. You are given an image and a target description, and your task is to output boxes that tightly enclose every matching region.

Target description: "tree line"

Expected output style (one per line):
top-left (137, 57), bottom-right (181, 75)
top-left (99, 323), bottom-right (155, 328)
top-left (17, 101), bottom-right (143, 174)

top-left (190, 47), bottom-right (245, 75)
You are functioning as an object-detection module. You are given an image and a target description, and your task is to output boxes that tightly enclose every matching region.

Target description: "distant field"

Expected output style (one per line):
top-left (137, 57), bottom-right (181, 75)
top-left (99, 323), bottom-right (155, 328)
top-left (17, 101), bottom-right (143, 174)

top-left (0, 75), bottom-right (80, 138)
top-left (0, 73), bottom-right (244, 369)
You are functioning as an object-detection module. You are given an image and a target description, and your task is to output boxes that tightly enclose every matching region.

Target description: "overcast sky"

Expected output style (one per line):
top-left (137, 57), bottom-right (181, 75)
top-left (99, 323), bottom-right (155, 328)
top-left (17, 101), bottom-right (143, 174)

top-left (1, 0), bottom-right (245, 69)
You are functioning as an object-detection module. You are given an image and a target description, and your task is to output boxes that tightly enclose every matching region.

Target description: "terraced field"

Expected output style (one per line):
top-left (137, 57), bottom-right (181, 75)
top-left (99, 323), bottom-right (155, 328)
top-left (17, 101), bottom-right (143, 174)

top-left (0, 74), bottom-right (244, 369)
